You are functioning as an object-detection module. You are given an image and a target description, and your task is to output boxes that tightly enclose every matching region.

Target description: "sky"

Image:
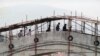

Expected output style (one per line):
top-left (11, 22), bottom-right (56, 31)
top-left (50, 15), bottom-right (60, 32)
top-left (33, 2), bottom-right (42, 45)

top-left (0, 0), bottom-right (100, 27)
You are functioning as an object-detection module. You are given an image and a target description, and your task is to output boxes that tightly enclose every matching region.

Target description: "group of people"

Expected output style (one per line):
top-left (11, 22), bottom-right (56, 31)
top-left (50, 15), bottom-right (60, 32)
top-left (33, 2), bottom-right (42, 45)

top-left (18, 22), bottom-right (67, 37)
top-left (18, 28), bottom-right (31, 37)
top-left (46, 22), bottom-right (67, 32)
top-left (56, 23), bottom-right (68, 31)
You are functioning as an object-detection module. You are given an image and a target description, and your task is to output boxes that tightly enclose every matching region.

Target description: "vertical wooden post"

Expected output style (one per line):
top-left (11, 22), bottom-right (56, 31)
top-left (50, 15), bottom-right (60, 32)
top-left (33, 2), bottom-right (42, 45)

top-left (94, 17), bottom-right (99, 56)
top-left (41, 17), bottom-right (42, 32)
top-left (75, 11), bottom-right (77, 31)
top-left (53, 10), bottom-right (56, 32)
top-left (68, 18), bottom-right (72, 32)
top-left (94, 22), bottom-right (98, 56)
top-left (34, 24), bottom-right (38, 56)
top-left (81, 12), bottom-right (85, 33)
top-left (41, 23), bottom-right (42, 32)
top-left (67, 18), bottom-right (72, 56)
top-left (8, 30), bottom-right (14, 56)
top-left (24, 26), bottom-right (26, 36)
top-left (81, 21), bottom-right (85, 33)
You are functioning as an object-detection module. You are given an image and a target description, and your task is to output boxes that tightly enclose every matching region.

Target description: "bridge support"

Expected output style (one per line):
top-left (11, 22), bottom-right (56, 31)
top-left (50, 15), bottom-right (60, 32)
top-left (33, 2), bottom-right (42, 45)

top-left (94, 22), bottom-right (98, 56)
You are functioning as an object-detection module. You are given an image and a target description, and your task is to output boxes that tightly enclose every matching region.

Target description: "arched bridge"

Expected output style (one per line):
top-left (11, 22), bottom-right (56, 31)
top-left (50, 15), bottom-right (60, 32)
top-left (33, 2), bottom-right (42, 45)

top-left (0, 15), bottom-right (100, 56)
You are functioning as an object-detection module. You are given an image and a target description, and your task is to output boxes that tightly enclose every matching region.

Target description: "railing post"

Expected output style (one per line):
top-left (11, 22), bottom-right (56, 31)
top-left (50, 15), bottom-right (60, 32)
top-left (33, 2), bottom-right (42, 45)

top-left (94, 23), bottom-right (98, 36)
top-left (81, 21), bottom-right (85, 33)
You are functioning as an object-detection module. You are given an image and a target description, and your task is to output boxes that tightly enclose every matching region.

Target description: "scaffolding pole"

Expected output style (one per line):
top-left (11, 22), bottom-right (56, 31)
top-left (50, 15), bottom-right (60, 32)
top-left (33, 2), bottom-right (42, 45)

top-left (34, 24), bottom-right (39, 56)
top-left (8, 30), bottom-right (13, 56)
top-left (68, 18), bottom-right (72, 56)
top-left (94, 22), bottom-right (98, 56)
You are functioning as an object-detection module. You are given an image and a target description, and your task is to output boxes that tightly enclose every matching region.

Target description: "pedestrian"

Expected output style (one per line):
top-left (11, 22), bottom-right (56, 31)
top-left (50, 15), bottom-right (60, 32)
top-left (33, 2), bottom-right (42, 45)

top-left (56, 22), bottom-right (60, 31)
top-left (63, 24), bottom-right (67, 31)
top-left (18, 30), bottom-right (23, 37)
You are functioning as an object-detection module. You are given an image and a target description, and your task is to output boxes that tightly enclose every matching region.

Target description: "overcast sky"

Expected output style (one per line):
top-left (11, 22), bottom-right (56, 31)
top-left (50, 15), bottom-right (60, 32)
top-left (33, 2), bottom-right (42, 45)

top-left (0, 0), bottom-right (100, 27)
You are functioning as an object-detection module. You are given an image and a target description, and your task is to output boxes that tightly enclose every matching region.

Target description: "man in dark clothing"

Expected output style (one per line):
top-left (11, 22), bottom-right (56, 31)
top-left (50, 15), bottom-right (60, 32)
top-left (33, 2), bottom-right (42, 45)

top-left (63, 24), bottom-right (67, 31)
top-left (56, 23), bottom-right (60, 31)
top-left (18, 30), bottom-right (23, 37)
top-left (29, 29), bottom-right (31, 35)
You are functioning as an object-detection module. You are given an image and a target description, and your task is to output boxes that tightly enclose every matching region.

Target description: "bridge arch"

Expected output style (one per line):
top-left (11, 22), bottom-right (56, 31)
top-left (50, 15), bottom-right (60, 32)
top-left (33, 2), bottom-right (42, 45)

top-left (0, 15), bottom-right (100, 56)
